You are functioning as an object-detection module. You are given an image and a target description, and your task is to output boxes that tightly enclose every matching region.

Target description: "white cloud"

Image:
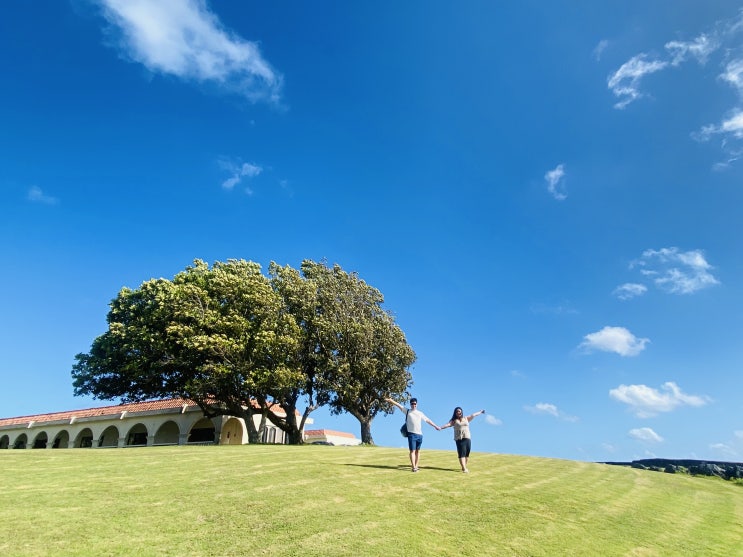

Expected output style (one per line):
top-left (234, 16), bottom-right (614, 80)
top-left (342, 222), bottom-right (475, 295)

top-left (608, 21), bottom-right (726, 110)
top-left (606, 11), bottom-right (743, 164)
top-left (579, 326), bottom-right (649, 357)
top-left (710, 430), bottom-right (743, 458)
top-left (631, 247), bottom-right (719, 294)
top-left (524, 402), bottom-right (578, 422)
top-left (27, 186), bottom-right (58, 205)
top-left (696, 60), bottom-right (743, 158)
top-left (665, 34), bottom-right (718, 66)
top-left (544, 163), bottom-right (567, 200)
top-left (97, 0), bottom-right (282, 103)
top-left (484, 415), bottom-right (502, 426)
top-left (629, 427), bottom-right (664, 443)
top-left (712, 151), bottom-right (743, 171)
top-left (710, 442), bottom-right (739, 458)
top-left (720, 58), bottom-right (743, 92)
top-left (220, 160), bottom-right (262, 192)
top-left (607, 54), bottom-right (668, 109)
top-left (609, 381), bottom-right (710, 418)
top-left (532, 402), bottom-right (559, 417)
top-left (593, 39), bottom-right (609, 61)
top-left (697, 108), bottom-right (743, 141)
top-left (601, 442), bottom-right (617, 453)
top-left (612, 283), bottom-right (647, 301)
top-left (529, 301), bottom-right (578, 315)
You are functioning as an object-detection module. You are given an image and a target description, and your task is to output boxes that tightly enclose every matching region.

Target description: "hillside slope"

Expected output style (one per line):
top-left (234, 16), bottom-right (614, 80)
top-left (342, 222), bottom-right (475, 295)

top-left (1, 446), bottom-right (741, 556)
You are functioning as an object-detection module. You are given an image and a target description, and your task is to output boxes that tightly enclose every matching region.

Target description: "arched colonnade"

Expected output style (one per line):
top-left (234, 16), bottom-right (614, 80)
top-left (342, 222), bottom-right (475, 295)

top-left (0, 399), bottom-right (289, 449)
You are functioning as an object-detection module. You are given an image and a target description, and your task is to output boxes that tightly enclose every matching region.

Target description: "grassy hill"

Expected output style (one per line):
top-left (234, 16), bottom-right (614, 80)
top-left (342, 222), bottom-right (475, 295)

top-left (1, 445), bottom-right (741, 556)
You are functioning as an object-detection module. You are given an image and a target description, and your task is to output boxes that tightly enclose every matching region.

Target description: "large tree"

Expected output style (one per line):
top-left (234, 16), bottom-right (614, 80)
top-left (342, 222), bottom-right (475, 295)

top-left (72, 259), bottom-right (309, 443)
top-left (73, 258), bottom-right (414, 445)
top-left (286, 260), bottom-right (415, 444)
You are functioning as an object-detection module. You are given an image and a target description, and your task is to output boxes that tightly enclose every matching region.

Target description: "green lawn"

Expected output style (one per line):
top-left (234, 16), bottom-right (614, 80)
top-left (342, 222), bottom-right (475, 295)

top-left (1, 445), bottom-right (741, 556)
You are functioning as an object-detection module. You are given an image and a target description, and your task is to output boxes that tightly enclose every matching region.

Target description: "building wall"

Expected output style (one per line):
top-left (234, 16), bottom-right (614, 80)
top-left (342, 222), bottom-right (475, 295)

top-left (304, 429), bottom-right (362, 446)
top-left (0, 403), bottom-right (295, 449)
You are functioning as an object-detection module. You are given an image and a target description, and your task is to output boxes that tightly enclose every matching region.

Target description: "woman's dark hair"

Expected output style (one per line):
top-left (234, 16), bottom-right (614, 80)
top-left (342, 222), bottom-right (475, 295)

top-left (450, 407), bottom-right (464, 422)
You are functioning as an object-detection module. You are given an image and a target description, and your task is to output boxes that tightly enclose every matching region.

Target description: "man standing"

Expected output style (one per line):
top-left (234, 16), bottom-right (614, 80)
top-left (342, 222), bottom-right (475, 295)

top-left (386, 397), bottom-right (440, 472)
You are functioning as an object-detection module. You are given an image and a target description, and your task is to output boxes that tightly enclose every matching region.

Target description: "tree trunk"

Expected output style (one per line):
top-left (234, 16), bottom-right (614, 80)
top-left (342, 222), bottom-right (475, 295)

top-left (238, 407), bottom-right (261, 444)
top-left (360, 418), bottom-right (374, 445)
top-left (287, 429), bottom-right (304, 444)
top-left (247, 422), bottom-right (261, 444)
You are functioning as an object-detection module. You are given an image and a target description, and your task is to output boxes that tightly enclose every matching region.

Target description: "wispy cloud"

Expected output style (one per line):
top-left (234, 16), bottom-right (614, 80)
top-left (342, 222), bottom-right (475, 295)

top-left (710, 430), bottom-right (743, 458)
top-left (606, 11), bottom-right (743, 165)
top-left (579, 326), bottom-right (649, 357)
top-left (608, 54), bottom-right (668, 109)
top-left (593, 39), bottom-right (609, 61)
top-left (697, 59), bottom-right (743, 145)
top-left (220, 160), bottom-right (262, 193)
top-left (484, 415), bottom-right (502, 426)
top-left (608, 25), bottom-right (724, 110)
top-left (629, 427), bottom-right (664, 443)
top-left (544, 164), bottom-right (567, 200)
top-left (665, 34), bottom-right (718, 66)
top-left (529, 301), bottom-right (578, 315)
top-left (601, 442), bottom-right (617, 454)
top-left (696, 108), bottom-right (743, 141)
top-left (630, 247), bottom-right (719, 294)
top-left (609, 381), bottom-right (710, 418)
top-left (720, 59), bottom-right (743, 94)
top-left (524, 402), bottom-right (578, 422)
top-left (710, 442), bottom-right (739, 459)
top-left (97, 0), bottom-right (282, 103)
top-left (27, 186), bottom-right (58, 205)
top-left (612, 282), bottom-right (647, 301)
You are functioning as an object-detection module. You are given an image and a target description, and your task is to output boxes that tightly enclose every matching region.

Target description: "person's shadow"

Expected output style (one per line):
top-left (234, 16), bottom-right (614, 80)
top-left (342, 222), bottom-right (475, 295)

top-left (344, 463), bottom-right (459, 472)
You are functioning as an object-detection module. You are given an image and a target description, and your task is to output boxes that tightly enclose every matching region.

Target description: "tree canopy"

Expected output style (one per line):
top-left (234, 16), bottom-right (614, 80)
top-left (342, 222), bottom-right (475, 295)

top-left (293, 261), bottom-right (415, 444)
top-left (72, 258), bottom-right (415, 444)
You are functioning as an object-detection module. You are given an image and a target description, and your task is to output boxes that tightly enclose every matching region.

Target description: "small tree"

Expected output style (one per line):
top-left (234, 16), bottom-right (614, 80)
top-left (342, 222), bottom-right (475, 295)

top-left (297, 260), bottom-right (415, 444)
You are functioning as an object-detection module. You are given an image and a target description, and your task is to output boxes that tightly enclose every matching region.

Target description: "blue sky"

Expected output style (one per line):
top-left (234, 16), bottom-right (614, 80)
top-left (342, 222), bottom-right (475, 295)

top-left (2, 1), bottom-right (742, 462)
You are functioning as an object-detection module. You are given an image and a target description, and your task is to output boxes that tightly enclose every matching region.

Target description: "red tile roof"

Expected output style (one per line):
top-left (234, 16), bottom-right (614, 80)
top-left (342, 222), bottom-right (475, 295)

top-left (0, 399), bottom-right (194, 428)
top-left (305, 429), bottom-right (357, 439)
top-left (0, 398), bottom-right (293, 428)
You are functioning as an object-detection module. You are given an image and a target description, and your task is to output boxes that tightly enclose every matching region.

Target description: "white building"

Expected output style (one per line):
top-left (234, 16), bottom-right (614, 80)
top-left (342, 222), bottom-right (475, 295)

top-left (0, 398), bottom-right (332, 449)
top-left (304, 428), bottom-right (362, 446)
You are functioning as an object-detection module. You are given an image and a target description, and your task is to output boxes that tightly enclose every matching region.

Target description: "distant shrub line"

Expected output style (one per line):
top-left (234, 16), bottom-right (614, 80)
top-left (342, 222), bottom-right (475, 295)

top-left (604, 458), bottom-right (743, 481)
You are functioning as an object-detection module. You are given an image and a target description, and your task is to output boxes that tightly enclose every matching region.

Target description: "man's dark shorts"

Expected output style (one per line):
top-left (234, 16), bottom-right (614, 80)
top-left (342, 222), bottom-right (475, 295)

top-left (407, 433), bottom-right (423, 451)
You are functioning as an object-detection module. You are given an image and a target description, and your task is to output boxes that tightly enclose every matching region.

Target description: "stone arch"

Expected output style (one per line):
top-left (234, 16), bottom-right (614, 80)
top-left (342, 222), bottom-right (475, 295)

top-left (125, 423), bottom-right (148, 446)
top-left (52, 430), bottom-right (70, 449)
top-left (0, 435), bottom-right (9, 449)
top-left (32, 431), bottom-right (49, 449)
top-left (220, 417), bottom-right (244, 445)
top-left (13, 434), bottom-right (28, 449)
top-left (73, 428), bottom-right (94, 448)
top-left (98, 425), bottom-right (119, 447)
top-left (188, 417), bottom-right (216, 444)
top-left (153, 420), bottom-right (180, 445)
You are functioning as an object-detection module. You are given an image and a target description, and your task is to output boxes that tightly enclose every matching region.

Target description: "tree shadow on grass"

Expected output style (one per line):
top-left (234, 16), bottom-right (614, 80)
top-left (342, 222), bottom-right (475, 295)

top-left (343, 463), bottom-right (460, 472)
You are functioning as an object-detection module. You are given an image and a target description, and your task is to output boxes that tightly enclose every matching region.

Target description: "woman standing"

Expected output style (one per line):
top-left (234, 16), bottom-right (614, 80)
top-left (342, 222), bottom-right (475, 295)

top-left (440, 407), bottom-right (485, 473)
